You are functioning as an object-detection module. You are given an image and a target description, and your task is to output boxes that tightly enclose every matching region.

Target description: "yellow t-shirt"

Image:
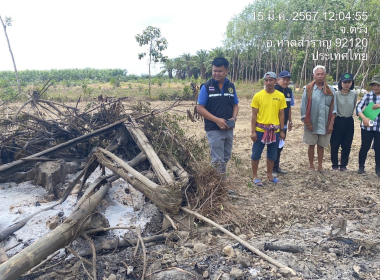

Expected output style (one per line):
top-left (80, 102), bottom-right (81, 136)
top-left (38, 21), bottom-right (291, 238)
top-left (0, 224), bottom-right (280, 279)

top-left (251, 89), bottom-right (287, 132)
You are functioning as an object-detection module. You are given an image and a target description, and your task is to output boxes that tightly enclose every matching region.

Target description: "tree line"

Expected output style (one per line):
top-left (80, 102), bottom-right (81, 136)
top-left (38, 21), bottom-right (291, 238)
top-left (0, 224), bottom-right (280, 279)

top-left (162, 0), bottom-right (379, 88)
top-left (0, 68), bottom-right (128, 85)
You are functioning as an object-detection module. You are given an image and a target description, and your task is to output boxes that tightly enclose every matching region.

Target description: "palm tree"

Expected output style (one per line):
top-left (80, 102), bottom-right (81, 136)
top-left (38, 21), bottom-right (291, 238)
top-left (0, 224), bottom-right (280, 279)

top-left (206, 47), bottom-right (228, 76)
top-left (192, 50), bottom-right (209, 80)
top-left (172, 57), bottom-right (185, 79)
top-left (161, 59), bottom-right (174, 79)
top-left (209, 47), bottom-right (225, 60)
top-left (180, 53), bottom-right (193, 78)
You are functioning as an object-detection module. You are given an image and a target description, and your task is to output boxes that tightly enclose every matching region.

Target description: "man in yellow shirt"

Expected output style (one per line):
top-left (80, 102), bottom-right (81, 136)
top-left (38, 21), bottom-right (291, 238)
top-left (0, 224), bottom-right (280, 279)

top-left (251, 72), bottom-right (286, 186)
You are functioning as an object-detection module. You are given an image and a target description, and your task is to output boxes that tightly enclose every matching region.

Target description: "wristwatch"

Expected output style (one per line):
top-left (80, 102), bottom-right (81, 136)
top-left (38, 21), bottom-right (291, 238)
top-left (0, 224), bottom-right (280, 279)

top-left (280, 128), bottom-right (286, 132)
top-left (232, 117), bottom-right (237, 121)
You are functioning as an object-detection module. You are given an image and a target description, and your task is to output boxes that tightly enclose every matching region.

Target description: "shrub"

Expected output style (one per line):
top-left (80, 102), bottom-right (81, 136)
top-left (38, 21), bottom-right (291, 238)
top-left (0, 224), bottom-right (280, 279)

top-left (82, 82), bottom-right (93, 96)
top-left (0, 87), bottom-right (18, 101)
top-left (182, 85), bottom-right (192, 100)
top-left (0, 79), bottom-right (10, 88)
top-left (110, 77), bottom-right (121, 88)
top-left (170, 91), bottom-right (181, 99)
top-left (158, 91), bottom-right (168, 101)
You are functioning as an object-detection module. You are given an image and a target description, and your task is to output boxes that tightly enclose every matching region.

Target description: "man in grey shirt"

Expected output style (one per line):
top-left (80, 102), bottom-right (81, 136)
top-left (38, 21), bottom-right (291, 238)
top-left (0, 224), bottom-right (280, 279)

top-left (301, 65), bottom-right (337, 173)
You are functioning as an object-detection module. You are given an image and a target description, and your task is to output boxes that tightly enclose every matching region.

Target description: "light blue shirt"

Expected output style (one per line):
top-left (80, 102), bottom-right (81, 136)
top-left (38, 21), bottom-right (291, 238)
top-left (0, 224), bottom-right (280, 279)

top-left (301, 84), bottom-right (337, 135)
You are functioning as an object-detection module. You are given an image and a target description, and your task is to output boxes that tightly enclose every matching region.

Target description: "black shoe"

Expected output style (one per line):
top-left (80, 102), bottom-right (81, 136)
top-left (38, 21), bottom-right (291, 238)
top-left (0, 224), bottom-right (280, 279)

top-left (340, 167), bottom-right (348, 172)
top-left (358, 167), bottom-right (366, 174)
top-left (277, 168), bottom-right (288, 174)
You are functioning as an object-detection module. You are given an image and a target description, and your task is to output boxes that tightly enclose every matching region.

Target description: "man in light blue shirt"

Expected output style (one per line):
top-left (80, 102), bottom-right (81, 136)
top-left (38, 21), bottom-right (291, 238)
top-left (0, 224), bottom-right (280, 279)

top-left (301, 65), bottom-right (337, 173)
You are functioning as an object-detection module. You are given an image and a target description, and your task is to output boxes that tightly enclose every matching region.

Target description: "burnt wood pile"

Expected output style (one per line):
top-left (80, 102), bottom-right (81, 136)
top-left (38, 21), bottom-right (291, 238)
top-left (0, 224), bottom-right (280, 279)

top-left (0, 92), bottom-right (296, 279)
top-left (0, 93), bottom-right (193, 279)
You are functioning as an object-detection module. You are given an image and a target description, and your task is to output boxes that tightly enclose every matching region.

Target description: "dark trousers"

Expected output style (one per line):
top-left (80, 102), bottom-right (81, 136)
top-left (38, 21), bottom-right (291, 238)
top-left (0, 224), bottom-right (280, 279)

top-left (330, 116), bottom-right (354, 169)
top-left (359, 129), bottom-right (380, 171)
top-left (274, 129), bottom-right (286, 170)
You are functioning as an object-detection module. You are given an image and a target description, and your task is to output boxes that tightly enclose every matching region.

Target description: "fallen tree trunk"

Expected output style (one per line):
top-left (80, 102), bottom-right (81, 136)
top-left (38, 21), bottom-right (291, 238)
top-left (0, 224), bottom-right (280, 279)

top-left (95, 148), bottom-right (182, 214)
top-left (0, 182), bottom-right (111, 280)
top-left (0, 118), bottom-right (127, 179)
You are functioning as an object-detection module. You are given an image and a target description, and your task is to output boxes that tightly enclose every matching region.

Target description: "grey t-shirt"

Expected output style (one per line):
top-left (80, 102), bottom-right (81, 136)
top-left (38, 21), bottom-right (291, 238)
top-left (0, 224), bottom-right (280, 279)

top-left (335, 90), bottom-right (357, 117)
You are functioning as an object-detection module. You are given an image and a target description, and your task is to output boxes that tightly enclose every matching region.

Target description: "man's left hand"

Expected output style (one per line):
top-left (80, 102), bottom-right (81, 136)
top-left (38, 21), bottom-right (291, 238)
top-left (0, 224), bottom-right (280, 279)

top-left (280, 131), bottom-right (286, 140)
top-left (327, 123), bottom-right (334, 134)
top-left (372, 103), bottom-right (380, 110)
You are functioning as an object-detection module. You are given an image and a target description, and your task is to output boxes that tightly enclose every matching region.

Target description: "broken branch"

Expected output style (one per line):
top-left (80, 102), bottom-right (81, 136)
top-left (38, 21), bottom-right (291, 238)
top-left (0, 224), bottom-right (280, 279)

top-left (180, 207), bottom-right (296, 277)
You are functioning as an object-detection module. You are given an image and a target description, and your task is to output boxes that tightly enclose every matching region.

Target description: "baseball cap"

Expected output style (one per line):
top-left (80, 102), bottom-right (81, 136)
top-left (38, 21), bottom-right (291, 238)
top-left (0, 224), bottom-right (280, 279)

top-left (369, 74), bottom-right (380, 86)
top-left (340, 73), bottom-right (354, 82)
top-left (263, 72), bottom-right (277, 79)
top-left (279, 70), bottom-right (291, 78)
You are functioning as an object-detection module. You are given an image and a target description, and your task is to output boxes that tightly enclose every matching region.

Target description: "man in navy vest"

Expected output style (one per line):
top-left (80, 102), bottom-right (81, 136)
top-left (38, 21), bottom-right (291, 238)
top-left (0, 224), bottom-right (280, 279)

top-left (273, 70), bottom-right (295, 176)
top-left (197, 57), bottom-right (239, 174)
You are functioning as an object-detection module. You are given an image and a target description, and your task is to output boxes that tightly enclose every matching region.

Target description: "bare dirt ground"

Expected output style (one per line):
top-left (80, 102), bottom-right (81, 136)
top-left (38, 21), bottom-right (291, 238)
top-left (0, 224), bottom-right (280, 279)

top-left (156, 97), bottom-right (380, 279)
top-left (11, 97), bottom-right (380, 280)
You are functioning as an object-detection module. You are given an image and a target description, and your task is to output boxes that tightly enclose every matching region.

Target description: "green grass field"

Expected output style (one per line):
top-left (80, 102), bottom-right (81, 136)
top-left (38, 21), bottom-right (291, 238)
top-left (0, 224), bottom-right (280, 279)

top-left (2, 78), bottom-right (305, 104)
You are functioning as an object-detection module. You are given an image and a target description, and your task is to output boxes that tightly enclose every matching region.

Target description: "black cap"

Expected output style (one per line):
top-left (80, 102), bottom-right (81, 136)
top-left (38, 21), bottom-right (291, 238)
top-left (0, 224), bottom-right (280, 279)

top-left (338, 73), bottom-right (354, 90)
top-left (340, 73), bottom-right (354, 82)
top-left (279, 70), bottom-right (291, 78)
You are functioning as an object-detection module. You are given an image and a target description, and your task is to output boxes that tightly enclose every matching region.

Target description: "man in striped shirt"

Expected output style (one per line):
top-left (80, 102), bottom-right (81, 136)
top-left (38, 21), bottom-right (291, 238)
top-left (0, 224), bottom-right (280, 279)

top-left (356, 74), bottom-right (380, 177)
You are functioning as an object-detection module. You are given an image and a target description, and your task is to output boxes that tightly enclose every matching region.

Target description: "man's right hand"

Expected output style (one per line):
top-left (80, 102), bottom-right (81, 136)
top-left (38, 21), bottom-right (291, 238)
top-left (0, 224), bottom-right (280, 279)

top-left (306, 124), bottom-right (313, 132)
top-left (216, 118), bottom-right (227, 129)
top-left (251, 131), bottom-right (257, 142)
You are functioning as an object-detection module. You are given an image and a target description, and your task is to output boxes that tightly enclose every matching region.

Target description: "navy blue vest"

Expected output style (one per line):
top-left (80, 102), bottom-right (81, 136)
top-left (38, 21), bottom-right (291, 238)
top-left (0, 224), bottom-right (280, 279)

top-left (202, 79), bottom-right (235, 131)
top-left (275, 84), bottom-right (292, 124)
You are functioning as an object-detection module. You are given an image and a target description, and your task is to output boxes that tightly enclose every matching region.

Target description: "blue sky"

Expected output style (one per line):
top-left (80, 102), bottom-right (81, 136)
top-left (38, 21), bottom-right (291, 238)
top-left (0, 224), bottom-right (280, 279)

top-left (0, 0), bottom-right (251, 75)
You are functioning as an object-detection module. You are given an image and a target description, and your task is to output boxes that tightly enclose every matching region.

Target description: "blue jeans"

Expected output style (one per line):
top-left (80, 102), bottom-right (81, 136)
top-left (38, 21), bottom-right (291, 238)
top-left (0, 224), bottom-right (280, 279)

top-left (251, 131), bottom-right (279, 161)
